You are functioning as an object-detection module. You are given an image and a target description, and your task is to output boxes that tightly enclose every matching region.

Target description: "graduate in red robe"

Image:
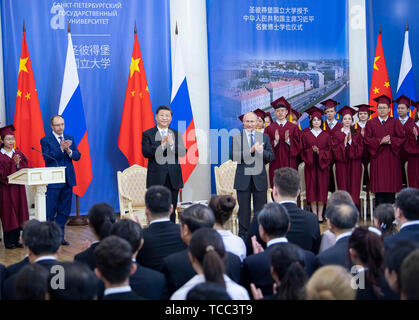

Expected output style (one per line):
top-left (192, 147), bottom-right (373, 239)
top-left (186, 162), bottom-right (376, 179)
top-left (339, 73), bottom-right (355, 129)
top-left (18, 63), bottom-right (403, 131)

top-left (264, 112), bottom-right (273, 128)
top-left (331, 106), bottom-right (364, 205)
top-left (354, 104), bottom-right (372, 191)
top-left (0, 125), bottom-right (30, 249)
top-left (404, 102), bottom-right (419, 188)
top-left (265, 96), bottom-right (300, 186)
top-left (321, 98), bottom-right (343, 134)
top-left (300, 106), bottom-right (332, 222)
top-left (364, 95), bottom-right (405, 205)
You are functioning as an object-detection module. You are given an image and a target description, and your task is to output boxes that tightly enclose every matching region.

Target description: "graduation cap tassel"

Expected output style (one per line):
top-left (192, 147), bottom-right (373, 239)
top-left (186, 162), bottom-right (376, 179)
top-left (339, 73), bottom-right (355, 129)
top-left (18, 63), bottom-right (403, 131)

top-left (323, 121), bottom-right (326, 131)
top-left (290, 113), bottom-right (293, 123)
top-left (354, 122), bottom-right (358, 130)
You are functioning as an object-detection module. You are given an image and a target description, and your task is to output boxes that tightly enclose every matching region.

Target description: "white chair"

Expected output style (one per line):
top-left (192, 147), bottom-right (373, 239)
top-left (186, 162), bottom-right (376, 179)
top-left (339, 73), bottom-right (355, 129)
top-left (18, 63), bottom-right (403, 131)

top-left (266, 163), bottom-right (273, 203)
top-left (405, 162), bottom-right (409, 187)
top-left (117, 164), bottom-right (148, 227)
top-left (298, 162), bottom-right (306, 209)
top-left (368, 163), bottom-right (375, 223)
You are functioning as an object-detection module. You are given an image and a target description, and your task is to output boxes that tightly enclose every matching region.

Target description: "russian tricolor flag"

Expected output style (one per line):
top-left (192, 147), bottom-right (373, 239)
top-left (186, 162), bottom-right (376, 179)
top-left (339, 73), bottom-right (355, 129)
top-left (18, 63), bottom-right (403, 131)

top-left (170, 26), bottom-right (199, 184)
top-left (395, 24), bottom-right (416, 118)
top-left (58, 28), bottom-right (92, 197)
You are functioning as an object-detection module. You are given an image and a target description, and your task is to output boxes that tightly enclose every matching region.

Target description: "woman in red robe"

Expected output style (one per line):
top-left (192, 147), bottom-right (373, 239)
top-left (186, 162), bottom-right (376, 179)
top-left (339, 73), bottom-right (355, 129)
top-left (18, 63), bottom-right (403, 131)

top-left (300, 106), bottom-right (332, 222)
top-left (0, 125), bottom-right (29, 249)
top-left (354, 104), bottom-right (371, 191)
top-left (404, 105), bottom-right (419, 188)
top-left (331, 106), bottom-right (364, 205)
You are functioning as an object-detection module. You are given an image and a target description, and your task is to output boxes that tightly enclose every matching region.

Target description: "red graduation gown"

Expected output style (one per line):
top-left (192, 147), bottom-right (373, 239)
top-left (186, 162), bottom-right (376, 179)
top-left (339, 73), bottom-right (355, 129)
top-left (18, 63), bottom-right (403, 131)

top-left (0, 149), bottom-right (29, 232)
top-left (265, 121), bottom-right (300, 186)
top-left (400, 117), bottom-right (415, 166)
top-left (364, 117), bottom-right (405, 193)
top-left (331, 129), bottom-right (364, 205)
top-left (403, 122), bottom-right (419, 188)
top-left (301, 128), bottom-right (332, 203)
top-left (325, 121), bottom-right (343, 136)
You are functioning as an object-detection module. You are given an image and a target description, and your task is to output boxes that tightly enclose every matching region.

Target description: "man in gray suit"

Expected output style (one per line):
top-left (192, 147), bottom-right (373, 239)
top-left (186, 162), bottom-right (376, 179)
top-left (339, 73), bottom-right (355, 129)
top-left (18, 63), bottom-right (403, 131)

top-left (231, 112), bottom-right (274, 239)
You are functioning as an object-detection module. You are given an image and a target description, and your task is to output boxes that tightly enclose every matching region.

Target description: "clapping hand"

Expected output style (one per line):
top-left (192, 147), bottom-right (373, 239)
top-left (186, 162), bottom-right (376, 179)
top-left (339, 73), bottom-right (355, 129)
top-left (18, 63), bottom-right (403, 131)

top-left (275, 130), bottom-right (280, 143)
top-left (413, 127), bottom-right (418, 138)
top-left (284, 129), bottom-right (289, 141)
top-left (380, 135), bottom-right (391, 145)
top-left (254, 142), bottom-right (264, 153)
top-left (13, 154), bottom-right (21, 165)
top-left (251, 235), bottom-right (264, 254)
top-left (312, 145), bottom-right (319, 154)
top-left (167, 132), bottom-right (174, 146)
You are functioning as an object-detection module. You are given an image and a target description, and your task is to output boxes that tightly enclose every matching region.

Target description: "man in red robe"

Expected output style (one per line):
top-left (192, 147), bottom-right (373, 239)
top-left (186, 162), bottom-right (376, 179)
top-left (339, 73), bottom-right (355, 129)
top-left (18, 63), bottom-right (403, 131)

top-left (321, 99), bottom-right (343, 134)
top-left (364, 95), bottom-right (405, 205)
top-left (265, 96), bottom-right (300, 187)
top-left (404, 101), bottom-right (419, 188)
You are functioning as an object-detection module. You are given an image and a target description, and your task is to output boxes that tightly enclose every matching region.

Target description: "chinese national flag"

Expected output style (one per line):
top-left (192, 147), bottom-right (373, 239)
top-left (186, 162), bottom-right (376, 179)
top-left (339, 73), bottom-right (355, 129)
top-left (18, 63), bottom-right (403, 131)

top-left (368, 27), bottom-right (393, 118)
top-left (14, 24), bottom-right (45, 167)
top-left (118, 25), bottom-right (155, 167)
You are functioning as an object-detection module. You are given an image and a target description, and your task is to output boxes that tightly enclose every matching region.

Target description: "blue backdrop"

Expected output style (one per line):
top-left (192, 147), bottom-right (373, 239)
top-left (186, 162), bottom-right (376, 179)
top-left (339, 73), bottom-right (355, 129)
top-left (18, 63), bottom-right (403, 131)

top-left (1, 0), bottom-right (171, 214)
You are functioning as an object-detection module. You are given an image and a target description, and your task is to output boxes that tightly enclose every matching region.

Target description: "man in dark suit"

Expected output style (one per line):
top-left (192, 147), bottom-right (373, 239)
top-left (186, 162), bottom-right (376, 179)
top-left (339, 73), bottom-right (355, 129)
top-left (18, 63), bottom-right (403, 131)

top-left (316, 200), bottom-right (359, 268)
top-left (40, 115), bottom-right (81, 245)
top-left (162, 204), bottom-right (242, 296)
top-left (142, 105), bottom-right (187, 222)
top-left (110, 219), bottom-right (167, 300)
top-left (231, 111), bottom-right (274, 239)
top-left (95, 236), bottom-right (145, 300)
top-left (136, 186), bottom-right (187, 272)
top-left (0, 264), bottom-right (5, 300)
top-left (246, 167), bottom-right (321, 255)
top-left (241, 203), bottom-right (317, 297)
top-left (385, 188), bottom-right (419, 250)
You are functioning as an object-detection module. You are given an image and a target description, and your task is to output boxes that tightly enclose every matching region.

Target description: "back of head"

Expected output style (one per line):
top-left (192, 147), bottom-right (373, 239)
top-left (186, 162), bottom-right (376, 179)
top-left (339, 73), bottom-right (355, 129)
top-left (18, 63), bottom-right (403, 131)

top-left (273, 167), bottom-right (300, 198)
top-left (15, 264), bottom-right (49, 300)
top-left (110, 219), bottom-right (143, 255)
top-left (48, 262), bottom-right (98, 300)
top-left (186, 282), bottom-right (232, 300)
top-left (23, 220), bottom-right (62, 255)
top-left (181, 204), bottom-right (215, 232)
top-left (400, 249), bottom-right (419, 300)
top-left (209, 195), bottom-right (236, 226)
top-left (328, 190), bottom-right (354, 205)
top-left (94, 235), bottom-right (133, 284)
top-left (325, 200), bottom-right (359, 230)
top-left (257, 203), bottom-right (290, 238)
top-left (189, 228), bottom-right (226, 287)
top-left (145, 185), bottom-right (172, 218)
top-left (395, 188), bottom-right (419, 221)
top-left (88, 202), bottom-right (116, 240)
top-left (270, 243), bottom-right (306, 300)
top-left (306, 265), bottom-right (356, 300)
top-left (374, 204), bottom-right (396, 236)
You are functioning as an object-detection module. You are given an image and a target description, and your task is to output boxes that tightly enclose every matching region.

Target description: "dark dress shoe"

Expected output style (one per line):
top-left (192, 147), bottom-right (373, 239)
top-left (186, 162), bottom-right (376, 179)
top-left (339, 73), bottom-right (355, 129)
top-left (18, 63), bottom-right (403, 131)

top-left (15, 243), bottom-right (24, 248)
top-left (61, 240), bottom-right (70, 246)
top-left (5, 244), bottom-right (17, 249)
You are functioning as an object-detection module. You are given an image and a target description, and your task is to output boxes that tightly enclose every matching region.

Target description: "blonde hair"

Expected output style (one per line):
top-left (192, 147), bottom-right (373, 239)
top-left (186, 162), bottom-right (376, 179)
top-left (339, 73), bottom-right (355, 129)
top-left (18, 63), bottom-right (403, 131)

top-left (306, 265), bottom-right (356, 300)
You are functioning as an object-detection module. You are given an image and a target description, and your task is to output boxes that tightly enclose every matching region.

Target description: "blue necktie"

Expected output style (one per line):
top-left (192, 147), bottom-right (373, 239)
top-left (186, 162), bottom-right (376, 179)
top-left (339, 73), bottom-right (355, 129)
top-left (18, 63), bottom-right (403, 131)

top-left (59, 136), bottom-right (63, 143)
top-left (381, 120), bottom-right (385, 125)
top-left (250, 133), bottom-right (255, 147)
top-left (161, 130), bottom-right (166, 137)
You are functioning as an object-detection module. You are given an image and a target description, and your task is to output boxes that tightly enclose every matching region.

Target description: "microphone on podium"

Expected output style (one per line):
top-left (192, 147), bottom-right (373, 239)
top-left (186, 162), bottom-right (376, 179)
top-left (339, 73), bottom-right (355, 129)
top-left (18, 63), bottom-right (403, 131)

top-left (32, 147), bottom-right (59, 167)
top-left (15, 147), bottom-right (33, 168)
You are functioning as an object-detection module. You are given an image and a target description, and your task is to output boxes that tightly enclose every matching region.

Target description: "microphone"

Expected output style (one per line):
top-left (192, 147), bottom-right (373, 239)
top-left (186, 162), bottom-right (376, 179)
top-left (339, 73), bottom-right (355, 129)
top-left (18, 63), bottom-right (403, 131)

top-left (15, 147), bottom-right (33, 168)
top-left (32, 147), bottom-right (59, 167)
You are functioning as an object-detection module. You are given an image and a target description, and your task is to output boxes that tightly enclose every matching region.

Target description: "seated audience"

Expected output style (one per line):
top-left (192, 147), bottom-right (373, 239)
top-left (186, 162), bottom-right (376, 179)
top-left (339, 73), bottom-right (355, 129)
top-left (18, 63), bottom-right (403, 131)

top-left (306, 265), bottom-right (356, 300)
top-left (136, 186), bottom-right (187, 272)
top-left (0, 264), bottom-right (5, 300)
top-left (110, 219), bottom-right (167, 300)
top-left (170, 228), bottom-right (249, 300)
top-left (94, 235), bottom-right (145, 300)
top-left (316, 200), bottom-right (358, 268)
top-left (400, 249), bottom-right (419, 300)
top-left (210, 195), bottom-right (247, 261)
top-left (74, 202), bottom-right (116, 270)
top-left (374, 204), bottom-right (397, 238)
top-left (15, 264), bottom-right (49, 300)
top-left (384, 188), bottom-right (419, 250)
top-left (186, 282), bottom-right (232, 300)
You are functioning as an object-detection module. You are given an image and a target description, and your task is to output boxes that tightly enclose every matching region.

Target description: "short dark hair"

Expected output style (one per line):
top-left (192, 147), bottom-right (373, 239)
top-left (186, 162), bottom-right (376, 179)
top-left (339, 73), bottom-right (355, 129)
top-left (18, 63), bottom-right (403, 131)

top-left (309, 116), bottom-right (323, 129)
top-left (145, 185), bottom-right (172, 217)
top-left (15, 264), bottom-right (49, 300)
top-left (23, 220), bottom-right (62, 255)
top-left (48, 262), bottom-right (98, 300)
top-left (180, 204), bottom-right (215, 233)
top-left (209, 195), bottom-right (236, 226)
top-left (400, 249), bottom-right (419, 299)
top-left (186, 282), bottom-right (232, 300)
top-left (328, 190), bottom-right (354, 205)
top-left (110, 219), bottom-right (143, 254)
top-left (273, 167), bottom-right (301, 198)
top-left (325, 200), bottom-right (359, 230)
top-left (94, 235), bottom-right (133, 284)
top-left (395, 188), bottom-right (419, 221)
top-left (257, 202), bottom-right (290, 237)
top-left (156, 105), bottom-right (173, 115)
top-left (50, 114), bottom-right (64, 125)
top-left (88, 202), bottom-right (116, 240)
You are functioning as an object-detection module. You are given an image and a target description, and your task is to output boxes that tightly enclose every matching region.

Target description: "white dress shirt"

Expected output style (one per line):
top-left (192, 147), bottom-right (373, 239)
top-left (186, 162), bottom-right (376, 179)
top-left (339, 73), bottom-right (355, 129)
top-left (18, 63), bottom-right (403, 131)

top-left (34, 256), bottom-right (57, 263)
top-left (416, 121), bottom-right (419, 127)
top-left (336, 231), bottom-right (352, 242)
top-left (149, 218), bottom-right (170, 225)
top-left (104, 285), bottom-right (133, 296)
top-left (216, 230), bottom-right (247, 262)
top-left (1, 148), bottom-right (15, 158)
top-left (399, 116), bottom-right (408, 126)
top-left (311, 128), bottom-right (322, 138)
top-left (400, 220), bottom-right (419, 230)
top-left (378, 116), bottom-right (389, 124)
top-left (328, 119), bottom-right (337, 129)
top-left (267, 237), bottom-right (288, 247)
top-left (358, 121), bottom-right (366, 129)
top-left (157, 126), bottom-right (174, 151)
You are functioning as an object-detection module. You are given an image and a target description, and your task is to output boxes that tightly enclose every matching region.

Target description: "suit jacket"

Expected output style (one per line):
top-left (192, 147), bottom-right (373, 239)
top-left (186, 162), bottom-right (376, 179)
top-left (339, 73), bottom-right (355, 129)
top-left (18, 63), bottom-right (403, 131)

top-left (136, 221), bottom-right (187, 272)
top-left (0, 264), bottom-right (6, 300)
top-left (384, 224), bottom-right (419, 250)
top-left (231, 131), bottom-right (274, 191)
top-left (4, 257), bottom-right (29, 279)
top-left (130, 262), bottom-right (167, 300)
top-left (40, 132), bottom-right (81, 188)
top-left (316, 235), bottom-right (351, 269)
top-left (102, 291), bottom-right (146, 300)
top-left (245, 202), bottom-right (321, 255)
top-left (142, 126), bottom-right (187, 190)
top-left (162, 248), bottom-right (242, 296)
top-left (74, 242), bottom-right (100, 271)
top-left (241, 242), bottom-right (317, 297)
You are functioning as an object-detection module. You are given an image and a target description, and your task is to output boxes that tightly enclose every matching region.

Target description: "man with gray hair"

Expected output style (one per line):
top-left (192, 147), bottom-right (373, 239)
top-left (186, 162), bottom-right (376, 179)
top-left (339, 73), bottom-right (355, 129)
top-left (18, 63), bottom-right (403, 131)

top-left (316, 200), bottom-right (359, 269)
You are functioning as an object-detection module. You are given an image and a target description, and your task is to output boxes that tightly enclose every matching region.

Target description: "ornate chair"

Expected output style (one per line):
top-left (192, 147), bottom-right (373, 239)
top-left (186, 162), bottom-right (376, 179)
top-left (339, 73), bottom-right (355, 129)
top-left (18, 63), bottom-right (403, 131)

top-left (368, 163), bottom-right (375, 223)
top-left (298, 162), bottom-right (307, 209)
top-left (117, 165), bottom-right (148, 227)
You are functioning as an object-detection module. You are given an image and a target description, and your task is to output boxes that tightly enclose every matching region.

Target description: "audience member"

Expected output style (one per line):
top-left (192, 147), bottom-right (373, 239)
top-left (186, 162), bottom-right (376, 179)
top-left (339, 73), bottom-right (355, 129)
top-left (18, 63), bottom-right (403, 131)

top-left (15, 264), bottom-right (49, 300)
top-left (136, 186), bottom-right (187, 272)
top-left (186, 282), bottom-right (232, 300)
top-left (0, 263), bottom-right (7, 299)
top-left (374, 204), bottom-right (397, 238)
top-left (306, 265), bottom-right (356, 300)
top-left (400, 249), bottom-right (419, 300)
top-left (74, 202), bottom-right (116, 270)
top-left (170, 228), bottom-right (249, 300)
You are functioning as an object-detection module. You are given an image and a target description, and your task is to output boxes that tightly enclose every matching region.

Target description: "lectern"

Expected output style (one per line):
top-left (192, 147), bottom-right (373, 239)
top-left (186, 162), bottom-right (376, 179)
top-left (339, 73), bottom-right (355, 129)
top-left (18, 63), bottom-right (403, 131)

top-left (8, 167), bottom-right (66, 221)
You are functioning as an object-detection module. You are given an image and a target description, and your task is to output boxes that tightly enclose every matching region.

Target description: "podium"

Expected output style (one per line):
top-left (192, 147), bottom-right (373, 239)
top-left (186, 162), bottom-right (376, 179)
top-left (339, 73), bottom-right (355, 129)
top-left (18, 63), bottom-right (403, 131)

top-left (8, 167), bottom-right (66, 221)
